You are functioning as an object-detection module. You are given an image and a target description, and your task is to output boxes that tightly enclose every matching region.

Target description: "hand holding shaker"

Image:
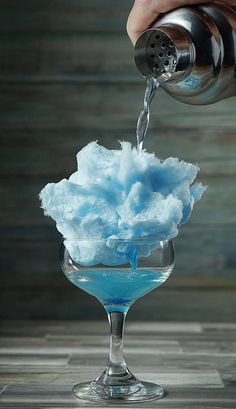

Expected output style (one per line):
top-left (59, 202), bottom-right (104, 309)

top-left (134, 2), bottom-right (236, 105)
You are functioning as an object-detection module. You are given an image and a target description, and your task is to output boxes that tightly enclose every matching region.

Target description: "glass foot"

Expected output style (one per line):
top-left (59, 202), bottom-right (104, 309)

top-left (72, 380), bottom-right (165, 403)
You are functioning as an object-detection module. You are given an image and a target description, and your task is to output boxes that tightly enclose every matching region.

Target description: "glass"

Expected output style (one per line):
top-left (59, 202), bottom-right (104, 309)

top-left (60, 238), bottom-right (175, 403)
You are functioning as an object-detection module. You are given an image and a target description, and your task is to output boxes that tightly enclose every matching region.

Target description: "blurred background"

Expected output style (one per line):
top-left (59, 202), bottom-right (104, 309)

top-left (0, 0), bottom-right (236, 321)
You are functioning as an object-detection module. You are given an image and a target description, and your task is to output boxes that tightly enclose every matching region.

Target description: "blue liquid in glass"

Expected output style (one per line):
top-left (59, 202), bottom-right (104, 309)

top-left (65, 267), bottom-right (171, 313)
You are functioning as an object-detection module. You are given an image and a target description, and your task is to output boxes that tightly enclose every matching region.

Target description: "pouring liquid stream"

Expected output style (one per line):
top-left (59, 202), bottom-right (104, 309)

top-left (136, 77), bottom-right (159, 152)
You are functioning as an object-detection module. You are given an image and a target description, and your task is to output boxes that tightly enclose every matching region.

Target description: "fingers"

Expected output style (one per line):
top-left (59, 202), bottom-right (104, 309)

top-left (127, 0), bottom-right (159, 46)
top-left (127, 0), bottom-right (215, 45)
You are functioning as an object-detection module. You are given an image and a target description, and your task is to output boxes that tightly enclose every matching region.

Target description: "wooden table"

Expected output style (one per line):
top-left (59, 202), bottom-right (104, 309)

top-left (0, 320), bottom-right (236, 408)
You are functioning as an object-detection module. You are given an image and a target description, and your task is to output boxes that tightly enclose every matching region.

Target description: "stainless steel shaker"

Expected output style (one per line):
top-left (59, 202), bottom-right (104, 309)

top-left (134, 2), bottom-right (236, 105)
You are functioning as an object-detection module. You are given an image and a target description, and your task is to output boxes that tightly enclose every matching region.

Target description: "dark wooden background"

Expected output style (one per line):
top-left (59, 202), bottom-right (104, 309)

top-left (1, 0), bottom-right (236, 321)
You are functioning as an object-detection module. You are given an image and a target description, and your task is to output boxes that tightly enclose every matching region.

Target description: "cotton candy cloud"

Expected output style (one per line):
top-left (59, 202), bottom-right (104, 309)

top-left (40, 141), bottom-right (206, 266)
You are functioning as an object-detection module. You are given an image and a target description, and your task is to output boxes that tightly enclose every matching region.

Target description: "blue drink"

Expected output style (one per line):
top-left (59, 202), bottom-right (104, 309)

top-left (60, 239), bottom-right (175, 402)
top-left (65, 267), bottom-right (172, 313)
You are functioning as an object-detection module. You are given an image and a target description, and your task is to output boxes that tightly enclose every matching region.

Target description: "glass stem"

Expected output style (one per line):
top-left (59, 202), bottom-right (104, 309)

top-left (95, 310), bottom-right (138, 387)
top-left (108, 311), bottom-right (127, 373)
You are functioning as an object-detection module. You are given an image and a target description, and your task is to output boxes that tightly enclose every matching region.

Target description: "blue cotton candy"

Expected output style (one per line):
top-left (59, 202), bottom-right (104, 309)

top-left (39, 141), bottom-right (206, 266)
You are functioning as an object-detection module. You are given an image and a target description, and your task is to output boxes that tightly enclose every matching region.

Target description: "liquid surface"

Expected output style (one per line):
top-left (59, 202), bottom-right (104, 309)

top-left (65, 267), bottom-right (172, 312)
top-left (136, 78), bottom-right (159, 151)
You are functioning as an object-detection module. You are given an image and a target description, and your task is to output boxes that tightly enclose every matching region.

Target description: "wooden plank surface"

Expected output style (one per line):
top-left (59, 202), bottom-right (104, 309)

top-left (1, 84), bottom-right (236, 130)
top-left (0, 33), bottom-right (135, 82)
top-left (0, 321), bottom-right (236, 408)
top-left (0, 0), bottom-right (236, 320)
top-left (1, 128), bottom-right (236, 177)
top-left (0, 0), bottom-right (133, 34)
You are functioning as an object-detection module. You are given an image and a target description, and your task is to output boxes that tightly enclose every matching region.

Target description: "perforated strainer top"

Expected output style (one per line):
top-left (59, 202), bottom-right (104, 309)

top-left (146, 30), bottom-right (177, 76)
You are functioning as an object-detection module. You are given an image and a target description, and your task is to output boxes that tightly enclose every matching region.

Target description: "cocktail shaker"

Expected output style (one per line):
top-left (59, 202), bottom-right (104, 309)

top-left (134, 2), bottom-right (236, 105)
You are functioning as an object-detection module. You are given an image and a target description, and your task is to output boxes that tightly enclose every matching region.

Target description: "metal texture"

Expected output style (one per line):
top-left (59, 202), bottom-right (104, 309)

top-left (134, 3), bottom-right (236, 105)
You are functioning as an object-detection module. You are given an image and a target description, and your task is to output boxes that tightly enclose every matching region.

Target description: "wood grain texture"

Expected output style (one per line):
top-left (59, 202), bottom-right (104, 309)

top-left (1, 129), bottom-right (236, 178)
top-left (0, 0), bottom-right (236, 319)
top-left (1, 84), bottom-right (236, 130)
top-left (0, 321), bottom-right (236, 408)
top-left (0, 0), bottom-right (133, 34)
top-left (0, 33), bottom-right (135, 82)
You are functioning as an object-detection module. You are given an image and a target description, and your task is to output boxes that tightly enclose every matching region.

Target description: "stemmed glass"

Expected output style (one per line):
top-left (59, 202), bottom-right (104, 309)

top-left (60, 237), bottom-right (174, 403)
